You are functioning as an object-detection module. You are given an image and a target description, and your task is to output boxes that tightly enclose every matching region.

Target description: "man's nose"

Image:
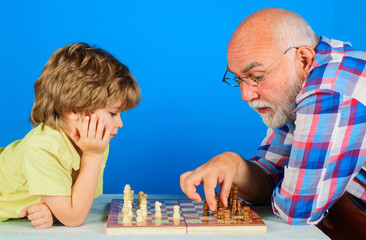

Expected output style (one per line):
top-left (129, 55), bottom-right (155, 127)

top-left (240, 84), bottom-right (259, 102)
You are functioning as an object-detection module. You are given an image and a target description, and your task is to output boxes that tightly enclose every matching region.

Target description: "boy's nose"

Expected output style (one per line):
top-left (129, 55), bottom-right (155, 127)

top-left (116, 116), bottom-right (123, 128)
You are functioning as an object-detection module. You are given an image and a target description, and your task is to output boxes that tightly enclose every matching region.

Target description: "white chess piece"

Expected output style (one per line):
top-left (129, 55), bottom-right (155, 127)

top-left (127, 206), bottom-right (133, 219)
top-left (140, 200), bottom-right (148, 217)
top-left (136, 209), bottom-right (143, 223)
top-left (173, 205), bottom-right (180, 220)
top-left (122, 213), bottom-right (130, 223)
top-left (155, 201), bottom-right (162, 217)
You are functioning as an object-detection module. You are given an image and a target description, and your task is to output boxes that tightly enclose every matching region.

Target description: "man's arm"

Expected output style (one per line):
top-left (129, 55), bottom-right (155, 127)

top-left (180, 151), bottom-right (272, 211)
top-left (273, 92), bottom-right (366, 225)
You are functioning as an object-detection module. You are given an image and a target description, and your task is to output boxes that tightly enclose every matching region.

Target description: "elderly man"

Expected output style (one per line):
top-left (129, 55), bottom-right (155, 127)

top-left (180, 8), bottom-right (366, 238)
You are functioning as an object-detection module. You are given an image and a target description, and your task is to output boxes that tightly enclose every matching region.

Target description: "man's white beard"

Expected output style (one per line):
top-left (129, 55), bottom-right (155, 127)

top-left (248, 67), bottom-right (303, 129)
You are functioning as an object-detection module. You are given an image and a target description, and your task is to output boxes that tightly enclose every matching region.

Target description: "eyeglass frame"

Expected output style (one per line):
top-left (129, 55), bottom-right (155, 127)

top-left (222, 46), bottom-right (299, 87)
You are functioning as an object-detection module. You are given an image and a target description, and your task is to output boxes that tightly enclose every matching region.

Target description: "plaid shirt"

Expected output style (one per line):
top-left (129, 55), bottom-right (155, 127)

top-left (251, 36), bottom-right (366, 225)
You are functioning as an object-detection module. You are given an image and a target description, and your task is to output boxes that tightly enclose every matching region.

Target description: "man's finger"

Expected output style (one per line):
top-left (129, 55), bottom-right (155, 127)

top-left (203, 174), bottom-right (219, 211)
top-left (219, 177), bottom-right (234, 208)
top-left (180, 172), bottom-right (202, 203)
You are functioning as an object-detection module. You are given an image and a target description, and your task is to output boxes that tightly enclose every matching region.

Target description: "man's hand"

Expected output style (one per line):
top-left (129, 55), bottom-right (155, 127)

top-left (19, 203), bottom-right (53, 229)
top-left (180, 152), bottom-right (243, 211)
top-left (69, 114), bottom-right (110, 158)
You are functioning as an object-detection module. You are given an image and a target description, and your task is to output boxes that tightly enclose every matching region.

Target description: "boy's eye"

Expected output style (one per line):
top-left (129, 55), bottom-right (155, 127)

top-left (110, 112), bottom-right (118, 117)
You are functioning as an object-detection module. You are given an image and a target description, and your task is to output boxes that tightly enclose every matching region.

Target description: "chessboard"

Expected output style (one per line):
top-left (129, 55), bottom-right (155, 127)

top-left (106, 186), bottom-right (267, 235)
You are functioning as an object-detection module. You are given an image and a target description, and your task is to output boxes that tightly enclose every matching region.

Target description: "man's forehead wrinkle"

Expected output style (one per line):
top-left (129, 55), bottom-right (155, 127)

top-left (242, 62), bottom-right (262, 73)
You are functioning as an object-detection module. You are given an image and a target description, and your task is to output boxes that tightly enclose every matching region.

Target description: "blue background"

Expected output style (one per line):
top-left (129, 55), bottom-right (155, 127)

top-left (1, 0), bottom-right (365, 195)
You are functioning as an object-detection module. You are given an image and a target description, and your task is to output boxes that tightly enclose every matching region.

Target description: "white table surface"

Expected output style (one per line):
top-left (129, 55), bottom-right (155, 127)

top-left (0, 194), bottom-right (329, 239)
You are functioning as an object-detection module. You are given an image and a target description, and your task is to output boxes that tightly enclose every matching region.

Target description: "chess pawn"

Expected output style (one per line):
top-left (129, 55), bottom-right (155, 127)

top-left (217, 207), bottom-right (223, 219)
top-left (155, 201), bottom-right (162, 218)
top-left (173, 205), bottom-right (180, 221)
top-left (136, 209), bottom-right (143, 223)
top-left (224, 208), bottom-right (231, 222)
top-left (203, 201), bottom-right (209, 217)
top-left (140, 201), bottom-right (148, 217)
top-left (236, 200), bottom-right (243, 216)
top-left (243, 206), bottom-right (250, 222)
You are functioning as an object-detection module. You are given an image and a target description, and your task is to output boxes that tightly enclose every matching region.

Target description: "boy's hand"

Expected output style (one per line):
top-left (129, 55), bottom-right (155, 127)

top-left (19, 203), bottom-right (54, 229)
top-left (70, 114), bottom-right (110, 157)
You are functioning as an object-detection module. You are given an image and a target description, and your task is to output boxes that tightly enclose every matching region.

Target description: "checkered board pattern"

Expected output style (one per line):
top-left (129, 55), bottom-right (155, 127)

top-left (106, 199), bottom-right (267, 235)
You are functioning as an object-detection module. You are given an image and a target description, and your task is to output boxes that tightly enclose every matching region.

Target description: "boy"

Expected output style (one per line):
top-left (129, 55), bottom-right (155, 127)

top-left (0, 43), bottom-right (141, 228)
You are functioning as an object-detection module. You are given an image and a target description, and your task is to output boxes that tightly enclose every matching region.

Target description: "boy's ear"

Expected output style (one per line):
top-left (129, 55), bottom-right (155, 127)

top-left (66, 112), bottom-right (80, 120)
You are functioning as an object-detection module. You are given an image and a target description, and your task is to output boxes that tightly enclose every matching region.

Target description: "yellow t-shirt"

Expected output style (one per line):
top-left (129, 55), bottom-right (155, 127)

top-left (0, 124), bottom-right (108, 222)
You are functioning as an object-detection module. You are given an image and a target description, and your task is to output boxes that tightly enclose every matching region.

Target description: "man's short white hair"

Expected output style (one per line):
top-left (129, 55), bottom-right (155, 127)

top-left (271, 11), bottom-right (319, 51)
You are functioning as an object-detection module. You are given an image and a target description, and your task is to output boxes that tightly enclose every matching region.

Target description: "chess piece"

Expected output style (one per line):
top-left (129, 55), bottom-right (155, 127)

top-left (140, 199), bottom-right (148, 217)
top-left (203, 200), bottom-right (209, 217)
top-left (155, 201), bottom-right (162, 217)
top-left (232, 184), bottom-right (238, 209)
top-left (217, 207), bottom-right (224, 219)
top-left (232, 199), bottom-right (237, 214)
top-left (228, 185), bottom-right (233, 209)
top-left (236, 200), bottom-right (243, 216)
top-left (136, 209), bottom-right (143, 223)
top-left (138, 191), bottom-right (144, 208)
top-left (127, 205), bottom-right (133, 219)
top-left (122, 212), bottom-right (130, 224)
top-left (173, 205), bottom-right (180, 221)
top-left (243, 206), bottom-right (251, 222)
top-left (224, 208), bottom-right (231, 222)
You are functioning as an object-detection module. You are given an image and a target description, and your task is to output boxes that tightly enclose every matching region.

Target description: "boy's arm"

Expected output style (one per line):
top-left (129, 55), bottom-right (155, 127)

top-left (19, 202), bottom-right (54, 229)
top-left (41, 114), bottom-right (110, 227)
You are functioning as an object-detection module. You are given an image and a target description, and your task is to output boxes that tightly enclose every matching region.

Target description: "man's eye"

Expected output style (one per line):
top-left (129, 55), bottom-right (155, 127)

top-left (110, 112), bottom-right (118, 117)
top-left (251, 75), bottom-right (263, 82)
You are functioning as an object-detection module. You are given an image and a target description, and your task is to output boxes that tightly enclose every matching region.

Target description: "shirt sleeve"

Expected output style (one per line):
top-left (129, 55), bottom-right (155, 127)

top-left (250, 124), bottom-right (294, 189)
top-left (272, 90), bottom-right (366, 225)
top-left (21, 147), bottom-right (73, 196)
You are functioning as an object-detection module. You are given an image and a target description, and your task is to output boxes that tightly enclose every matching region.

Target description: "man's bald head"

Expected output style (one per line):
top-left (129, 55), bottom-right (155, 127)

top-left (229, 8), bottom-right (319, 53)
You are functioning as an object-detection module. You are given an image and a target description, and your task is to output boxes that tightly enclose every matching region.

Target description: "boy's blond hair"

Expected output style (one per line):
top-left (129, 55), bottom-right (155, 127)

top-left (30, 42), bottom-right (141, 130)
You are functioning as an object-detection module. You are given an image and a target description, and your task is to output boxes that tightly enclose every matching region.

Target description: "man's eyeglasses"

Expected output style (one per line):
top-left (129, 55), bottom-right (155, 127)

top-left (222, 47), bottom-right (299, 87)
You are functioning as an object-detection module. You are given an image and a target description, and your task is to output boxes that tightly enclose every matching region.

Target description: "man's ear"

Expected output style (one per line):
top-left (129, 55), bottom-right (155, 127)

top-left (295, 45), bottom-right (316, 79)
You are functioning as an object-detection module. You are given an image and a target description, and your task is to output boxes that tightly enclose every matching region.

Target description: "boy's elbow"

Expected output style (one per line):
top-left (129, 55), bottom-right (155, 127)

top-left (58, 215), bottom-right (87, 227)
